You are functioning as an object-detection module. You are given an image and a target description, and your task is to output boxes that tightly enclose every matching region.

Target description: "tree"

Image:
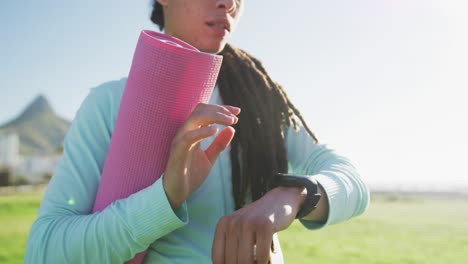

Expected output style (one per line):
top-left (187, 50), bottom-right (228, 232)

top-left (12, 175), bottom-right (30, 186)
top-left (42, 173), bottom-right (52, 183)
top-left (0, 167), bottom-right (11, 187)
top-left (56, 144), bottom-right (64, 154)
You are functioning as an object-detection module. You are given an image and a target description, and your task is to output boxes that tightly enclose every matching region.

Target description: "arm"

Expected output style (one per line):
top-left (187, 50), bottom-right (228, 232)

top-left (24, 87), bottom-right (189, 263)
top-left (212, 123), bottom-right (369, 263)
top-left (284, 122), bottom-right (370, 229)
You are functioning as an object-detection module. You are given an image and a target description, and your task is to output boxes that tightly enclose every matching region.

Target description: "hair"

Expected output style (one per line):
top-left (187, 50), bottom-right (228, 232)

top-left (151, 2), bottom-right (165, 30)
top-left (151, 2), bottom-right (318, 209)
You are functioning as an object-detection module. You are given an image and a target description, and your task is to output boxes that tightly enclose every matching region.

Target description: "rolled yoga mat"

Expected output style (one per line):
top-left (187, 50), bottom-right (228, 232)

top-left (92, 30), bottom-right (223, 263)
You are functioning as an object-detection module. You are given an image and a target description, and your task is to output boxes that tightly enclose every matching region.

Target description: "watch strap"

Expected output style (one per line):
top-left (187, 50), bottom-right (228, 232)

top-left (273, 173), bottom-right (321, 219)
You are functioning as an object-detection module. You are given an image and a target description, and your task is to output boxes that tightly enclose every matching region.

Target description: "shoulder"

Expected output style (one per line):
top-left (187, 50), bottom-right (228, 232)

top-left (87, 77), bottom-right (126, 109)
top-left (78, 78), bottom-right (127, 131)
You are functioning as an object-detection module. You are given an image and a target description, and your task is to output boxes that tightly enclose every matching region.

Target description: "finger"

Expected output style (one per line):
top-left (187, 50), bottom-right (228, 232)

top-left (174, 126), bottom-right (218, 153)
top-left (221, 105), bottom-right (241, 115)
top-left (197, 103), bottom-right (241, 115)
top-left (255, 231), bottom-right (273, 264)
top-left (184, 111), bottom-right (238, 131)
top-left (205, 126), bottom-right (235, 164)
top-left (195, 103), bottom-right (241, 116)
top-left (225, 219), bottom-right (239, 264)
top-left (212, 217), bottom-right (228, 264)
top-left (237, 228), bottom-right (255, 264)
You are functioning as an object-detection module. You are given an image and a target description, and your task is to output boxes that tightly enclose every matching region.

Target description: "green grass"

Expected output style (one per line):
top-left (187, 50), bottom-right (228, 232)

top-left (280, 195), bottom-right (468, 263)
top-left (1, 192), bottom-right (467, 263)
top-left (0, 191), bottom-right (43, 264)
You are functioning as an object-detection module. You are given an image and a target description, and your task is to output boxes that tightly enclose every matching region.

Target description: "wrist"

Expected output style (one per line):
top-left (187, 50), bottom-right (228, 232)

top-left (271, 173), bottom-right (321, 219)
top-left (273, 186), bottom-right (307, 213)
top-left (162, 175), bottom-right (185, 209)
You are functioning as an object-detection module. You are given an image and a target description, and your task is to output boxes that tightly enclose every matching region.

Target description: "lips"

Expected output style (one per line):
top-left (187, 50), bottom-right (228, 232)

top-left (206, 18), bottom-right (231, 32)
top-left (207, 22), bottom-right (227, 30)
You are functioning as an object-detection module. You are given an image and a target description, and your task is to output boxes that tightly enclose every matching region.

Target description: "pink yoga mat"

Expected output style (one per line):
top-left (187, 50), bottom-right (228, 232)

top-left (92, 30), bottom-right (223, 263)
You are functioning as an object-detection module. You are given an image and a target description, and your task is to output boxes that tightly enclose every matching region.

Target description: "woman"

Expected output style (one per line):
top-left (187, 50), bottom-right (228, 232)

top-left (25, 0), bottom-right (369, 263)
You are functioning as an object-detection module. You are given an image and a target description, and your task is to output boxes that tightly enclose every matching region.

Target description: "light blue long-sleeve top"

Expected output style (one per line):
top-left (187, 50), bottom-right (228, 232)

top-left (24, 78), bottom-right (369, 263)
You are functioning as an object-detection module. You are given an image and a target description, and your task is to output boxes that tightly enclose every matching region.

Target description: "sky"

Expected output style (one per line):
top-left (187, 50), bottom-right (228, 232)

top-left (1, 0), bottom-right (467, 191)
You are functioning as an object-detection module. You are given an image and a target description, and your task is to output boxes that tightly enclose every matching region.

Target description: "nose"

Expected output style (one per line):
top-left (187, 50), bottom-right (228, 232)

top-left (216, 0), bottom-right (237, 14)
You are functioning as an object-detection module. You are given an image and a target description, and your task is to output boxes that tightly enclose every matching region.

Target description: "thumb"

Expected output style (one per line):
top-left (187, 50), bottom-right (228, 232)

top-left (205, 126), bottom-right (235, 164)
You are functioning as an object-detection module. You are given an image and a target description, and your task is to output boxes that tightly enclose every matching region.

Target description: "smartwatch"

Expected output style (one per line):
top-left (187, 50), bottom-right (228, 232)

top-left (272, 173), bottom-right (321, 219)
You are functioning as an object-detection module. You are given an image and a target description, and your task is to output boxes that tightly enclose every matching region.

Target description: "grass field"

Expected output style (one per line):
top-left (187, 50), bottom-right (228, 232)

top-left (1, 190), bottom-right (467, 263)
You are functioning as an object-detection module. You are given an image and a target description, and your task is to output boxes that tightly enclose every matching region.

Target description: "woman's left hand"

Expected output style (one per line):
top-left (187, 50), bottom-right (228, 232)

top-left (212, 186), bottom-right (306, 264)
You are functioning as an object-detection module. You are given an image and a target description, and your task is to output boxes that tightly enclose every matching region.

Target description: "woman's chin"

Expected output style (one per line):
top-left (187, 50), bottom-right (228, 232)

top-left (198, 41), bottom-right (228, 54)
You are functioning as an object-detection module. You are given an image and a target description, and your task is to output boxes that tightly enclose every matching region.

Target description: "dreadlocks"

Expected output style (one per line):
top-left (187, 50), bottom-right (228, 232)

top-left (218, 45), bottom-right (318, 209)
top-left (150, 2), bottom-right (318, 210)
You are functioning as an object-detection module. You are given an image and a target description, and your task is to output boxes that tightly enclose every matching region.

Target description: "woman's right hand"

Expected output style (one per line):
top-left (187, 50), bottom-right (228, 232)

top-left (163, 103), bottom-right (240, 209)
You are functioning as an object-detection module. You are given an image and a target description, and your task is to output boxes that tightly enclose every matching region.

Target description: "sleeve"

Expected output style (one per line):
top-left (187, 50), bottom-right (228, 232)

top-left (24, 87), bottom-right (189, 263)
top-left (285, 123), bottom-right (370, 230)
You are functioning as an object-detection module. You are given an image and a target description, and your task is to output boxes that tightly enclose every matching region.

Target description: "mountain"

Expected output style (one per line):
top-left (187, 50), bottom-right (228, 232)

top-left (0, 95), bottom-right (70, 155)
